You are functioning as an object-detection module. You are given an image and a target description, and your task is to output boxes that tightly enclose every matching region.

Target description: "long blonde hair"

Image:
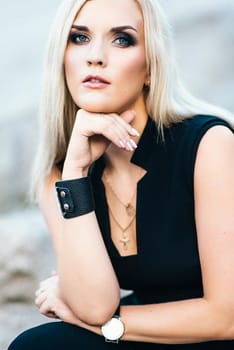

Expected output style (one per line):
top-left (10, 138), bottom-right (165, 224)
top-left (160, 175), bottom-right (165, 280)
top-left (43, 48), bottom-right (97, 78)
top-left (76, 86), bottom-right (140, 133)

top-left (31, 0), bottom-right (233, 196)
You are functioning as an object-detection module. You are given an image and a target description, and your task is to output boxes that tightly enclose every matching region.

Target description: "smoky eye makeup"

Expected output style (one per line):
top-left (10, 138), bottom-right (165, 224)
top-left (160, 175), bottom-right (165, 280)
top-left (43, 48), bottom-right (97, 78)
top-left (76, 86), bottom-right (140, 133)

top-left (114, 32), bottom-right (137, 47)
top-left (68, 25), bottom-right (90, 44)
top-left (67, 24), bottom-right (139, 47)
top-left (68, 31), bottom-right (89, 44)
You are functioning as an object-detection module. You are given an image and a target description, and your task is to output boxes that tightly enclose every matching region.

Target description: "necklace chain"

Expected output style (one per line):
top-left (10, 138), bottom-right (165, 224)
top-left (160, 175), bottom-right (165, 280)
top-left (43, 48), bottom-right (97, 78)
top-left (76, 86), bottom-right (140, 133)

top-left (108, 206), bottom-right (135, 251)
top-left (103, 170), bottom-right (138, 251)
top-left (103, 172), bottom-right (136, 217)
top-left (103, 167), bottom-right (144, 252)
top-left (108, 205), bottom-right (135, 233)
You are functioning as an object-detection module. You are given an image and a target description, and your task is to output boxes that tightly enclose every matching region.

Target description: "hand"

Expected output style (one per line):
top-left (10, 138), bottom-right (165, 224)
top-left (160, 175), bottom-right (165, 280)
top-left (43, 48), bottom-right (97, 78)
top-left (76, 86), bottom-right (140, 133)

top-left (35, 273), bottom-right (101, 335)
top-left (35, 273), bottom-right (75, 322)
top-left (62, 109), bottom-right (139, 178)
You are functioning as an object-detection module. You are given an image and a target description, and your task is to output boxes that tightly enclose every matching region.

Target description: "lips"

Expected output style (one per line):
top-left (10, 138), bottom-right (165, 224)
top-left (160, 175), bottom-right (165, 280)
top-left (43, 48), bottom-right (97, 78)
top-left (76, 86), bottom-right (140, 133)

top-left (83, 75), bottom-right (110, 84)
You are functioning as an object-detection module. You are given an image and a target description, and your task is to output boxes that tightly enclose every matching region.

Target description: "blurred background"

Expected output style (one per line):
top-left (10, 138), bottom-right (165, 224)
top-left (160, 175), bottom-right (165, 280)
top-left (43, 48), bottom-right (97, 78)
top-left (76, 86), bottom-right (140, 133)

top-left (0, 0), bottom-right (233, 348)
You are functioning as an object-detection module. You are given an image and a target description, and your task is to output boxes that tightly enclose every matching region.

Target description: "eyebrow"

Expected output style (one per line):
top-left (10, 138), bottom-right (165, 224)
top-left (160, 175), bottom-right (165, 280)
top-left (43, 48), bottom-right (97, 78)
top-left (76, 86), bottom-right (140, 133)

top-left (71, 25), bottom-right (138, 33)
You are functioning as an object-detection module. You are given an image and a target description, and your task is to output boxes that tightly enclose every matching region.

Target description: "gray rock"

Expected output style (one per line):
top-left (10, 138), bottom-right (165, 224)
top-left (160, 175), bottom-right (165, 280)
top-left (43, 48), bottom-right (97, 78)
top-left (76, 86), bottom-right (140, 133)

top-left (0, 209), bottom-right (55, 304)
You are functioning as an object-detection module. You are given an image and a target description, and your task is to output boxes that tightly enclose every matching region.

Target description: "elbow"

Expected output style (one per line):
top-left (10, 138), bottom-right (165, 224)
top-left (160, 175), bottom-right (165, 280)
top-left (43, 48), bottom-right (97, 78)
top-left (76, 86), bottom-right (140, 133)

top-left (62, 290), bottom-right (121, 326)
top-left (216, 320), bottom-right (234, 341)
top-left (77, 302), bottom-right (120, 326)
top-left (209, 304), bottom-right (234, 341)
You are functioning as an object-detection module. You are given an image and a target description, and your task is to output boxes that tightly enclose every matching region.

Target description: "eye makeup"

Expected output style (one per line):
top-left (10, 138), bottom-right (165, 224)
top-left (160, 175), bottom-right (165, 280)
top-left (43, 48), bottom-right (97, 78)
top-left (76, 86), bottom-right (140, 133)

top-left (68, 24), bottom-right (138, 47)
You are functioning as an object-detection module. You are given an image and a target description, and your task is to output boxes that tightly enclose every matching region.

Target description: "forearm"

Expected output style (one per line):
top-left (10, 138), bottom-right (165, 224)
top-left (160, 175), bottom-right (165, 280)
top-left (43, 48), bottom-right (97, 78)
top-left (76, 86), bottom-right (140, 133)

top-left (57, 211), bottom-right (120, 325)
top-left (121, 298), bottom-right (234, 344)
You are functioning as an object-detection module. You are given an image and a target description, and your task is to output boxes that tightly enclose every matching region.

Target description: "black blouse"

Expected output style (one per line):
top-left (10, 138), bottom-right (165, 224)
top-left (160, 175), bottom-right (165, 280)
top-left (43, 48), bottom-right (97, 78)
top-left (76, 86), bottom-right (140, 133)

top-left (89, 115), bottom-right (234, 348)
top-left (90, 115), bottom-right (233, 304)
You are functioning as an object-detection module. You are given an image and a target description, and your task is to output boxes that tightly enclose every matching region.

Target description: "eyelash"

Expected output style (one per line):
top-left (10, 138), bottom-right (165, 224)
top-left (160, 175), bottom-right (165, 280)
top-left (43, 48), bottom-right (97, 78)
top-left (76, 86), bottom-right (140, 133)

top-left (68, 32), bottom-right (136, 47)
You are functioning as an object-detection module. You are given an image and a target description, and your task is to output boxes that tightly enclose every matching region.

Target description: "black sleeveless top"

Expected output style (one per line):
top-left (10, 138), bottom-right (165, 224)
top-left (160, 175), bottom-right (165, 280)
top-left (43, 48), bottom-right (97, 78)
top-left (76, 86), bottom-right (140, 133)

top-left (89, 115), bottom-right (234, 347)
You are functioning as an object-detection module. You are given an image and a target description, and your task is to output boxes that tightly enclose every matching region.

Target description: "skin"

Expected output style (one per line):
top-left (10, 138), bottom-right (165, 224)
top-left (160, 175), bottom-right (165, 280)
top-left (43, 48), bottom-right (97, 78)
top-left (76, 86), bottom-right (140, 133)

top-left (35, 0), bottom-right (234, 344)
top-left (64, 0), bottom-right (149, 115)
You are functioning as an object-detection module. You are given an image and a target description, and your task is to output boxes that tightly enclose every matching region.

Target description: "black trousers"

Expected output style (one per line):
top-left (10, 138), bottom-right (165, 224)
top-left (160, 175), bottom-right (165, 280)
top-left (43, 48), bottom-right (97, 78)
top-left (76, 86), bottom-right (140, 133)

top-left (7, 321), bottom-right (156, 350)
top-left (7, 320), bottom-right (234, 350)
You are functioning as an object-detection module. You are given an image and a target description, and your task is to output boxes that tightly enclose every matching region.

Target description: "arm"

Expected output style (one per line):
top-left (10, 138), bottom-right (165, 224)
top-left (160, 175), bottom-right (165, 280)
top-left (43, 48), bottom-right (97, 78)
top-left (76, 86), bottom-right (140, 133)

top-left (118, 125), bottom-right (234, 344)
top-left (38, 109), bottom-right (138, 325)
top-left (36, 124), bottom-right (234, 343)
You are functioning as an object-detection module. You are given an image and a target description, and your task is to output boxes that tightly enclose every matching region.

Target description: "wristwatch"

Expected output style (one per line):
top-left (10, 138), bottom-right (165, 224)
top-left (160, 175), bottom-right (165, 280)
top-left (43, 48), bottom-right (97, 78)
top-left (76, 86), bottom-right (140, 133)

top-left (101, 314), bottom-right (125, 343)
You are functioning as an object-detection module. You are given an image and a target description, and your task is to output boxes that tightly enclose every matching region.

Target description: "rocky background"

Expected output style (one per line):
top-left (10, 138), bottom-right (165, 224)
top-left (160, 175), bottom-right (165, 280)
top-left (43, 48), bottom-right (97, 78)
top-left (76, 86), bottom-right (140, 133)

top-left (0, 0), bottom-right (233, 349)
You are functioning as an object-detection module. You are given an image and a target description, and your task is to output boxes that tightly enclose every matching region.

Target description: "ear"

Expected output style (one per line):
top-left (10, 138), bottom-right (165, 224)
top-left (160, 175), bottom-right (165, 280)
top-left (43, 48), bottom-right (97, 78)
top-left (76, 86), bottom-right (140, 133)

top-left (144, 74), bottom-right (151, 88)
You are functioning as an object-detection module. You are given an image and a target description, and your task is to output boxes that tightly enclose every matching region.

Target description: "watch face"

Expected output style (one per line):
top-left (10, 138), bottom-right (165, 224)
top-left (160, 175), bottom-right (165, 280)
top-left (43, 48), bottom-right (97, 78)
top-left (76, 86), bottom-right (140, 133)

top-left (101, 317), bottom-right (124, 341)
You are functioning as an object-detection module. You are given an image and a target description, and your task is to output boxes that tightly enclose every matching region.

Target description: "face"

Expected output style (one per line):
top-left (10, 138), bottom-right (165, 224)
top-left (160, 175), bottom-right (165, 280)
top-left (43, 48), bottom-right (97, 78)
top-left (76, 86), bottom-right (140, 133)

top-left (64, 0), bottom-right (149, 115)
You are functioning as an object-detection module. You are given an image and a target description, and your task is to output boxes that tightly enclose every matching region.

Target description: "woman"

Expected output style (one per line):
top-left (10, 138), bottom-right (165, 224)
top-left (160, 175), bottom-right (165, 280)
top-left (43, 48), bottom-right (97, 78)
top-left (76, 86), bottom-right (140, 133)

top-left (8, 0), bottom-right (234, 348)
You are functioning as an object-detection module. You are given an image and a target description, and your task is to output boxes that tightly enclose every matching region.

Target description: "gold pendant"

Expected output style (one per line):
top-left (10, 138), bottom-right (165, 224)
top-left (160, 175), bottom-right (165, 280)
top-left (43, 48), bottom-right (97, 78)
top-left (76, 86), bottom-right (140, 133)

top-left (119, 235), bottom-right (130, 250)
top-left (126, 203), bottom-right (135, 216)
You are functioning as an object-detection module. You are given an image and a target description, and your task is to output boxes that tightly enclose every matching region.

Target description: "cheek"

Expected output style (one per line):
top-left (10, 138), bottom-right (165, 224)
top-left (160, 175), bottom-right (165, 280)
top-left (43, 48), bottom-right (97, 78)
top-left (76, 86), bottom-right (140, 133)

top-left (64, 50), bottom-right (79, 88)
top-left (120, 51), bottom-right (147, 83)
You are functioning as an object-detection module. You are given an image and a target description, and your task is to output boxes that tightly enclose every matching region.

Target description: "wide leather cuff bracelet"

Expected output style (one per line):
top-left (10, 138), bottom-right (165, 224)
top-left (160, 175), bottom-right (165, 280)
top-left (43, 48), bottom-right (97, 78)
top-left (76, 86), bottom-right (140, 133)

top-left (55, 177), bottom-right (95, 219)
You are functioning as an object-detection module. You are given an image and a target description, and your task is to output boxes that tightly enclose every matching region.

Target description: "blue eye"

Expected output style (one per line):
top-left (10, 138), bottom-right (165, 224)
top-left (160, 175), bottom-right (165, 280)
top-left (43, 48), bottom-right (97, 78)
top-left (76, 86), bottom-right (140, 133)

top-left (69, 33), bottom-right (89, 44)
top-left (114, 33), bottom-right (136, 47)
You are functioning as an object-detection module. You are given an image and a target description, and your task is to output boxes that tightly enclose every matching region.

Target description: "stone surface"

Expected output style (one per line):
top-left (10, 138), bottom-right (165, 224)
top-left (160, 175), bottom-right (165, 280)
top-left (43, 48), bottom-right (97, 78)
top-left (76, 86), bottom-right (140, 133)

top-left (0, 210), bottom-right (55, 304)
top-left (0, 210), bottom-right (55, 349)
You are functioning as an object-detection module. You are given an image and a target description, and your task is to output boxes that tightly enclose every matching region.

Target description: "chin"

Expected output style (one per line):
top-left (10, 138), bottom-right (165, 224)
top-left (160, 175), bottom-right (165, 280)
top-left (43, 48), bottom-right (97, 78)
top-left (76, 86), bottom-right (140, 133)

top-left (77, 102), bottom-right (121, 114)
top-left (76, 95), bottom-right (133, 115)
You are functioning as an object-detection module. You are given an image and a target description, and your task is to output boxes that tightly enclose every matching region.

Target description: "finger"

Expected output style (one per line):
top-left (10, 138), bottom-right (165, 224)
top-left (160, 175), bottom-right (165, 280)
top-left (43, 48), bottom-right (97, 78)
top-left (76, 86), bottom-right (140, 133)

top-left (46, 311), bottom-right (59, 319)
top-left (98, 116), bottom-right (138, 151)
top-left (39, 299), bottom-right (60, 319)
top-left (35, 286), bottom-right (47, 297)
top-left (39, 278), bottom-right (51, 289)
top-left (39, 275), bottom-right (58, 290)
top-left (118, 111), bottom-right (140, 136)
top-left (35, 291), bottom-right (47, 308)
top-left (39, 300), bottom-right (55, 316)
top-left (107, 117), bottom-right (135, 150)
top-left (111, 114), bottom-right (139, 139)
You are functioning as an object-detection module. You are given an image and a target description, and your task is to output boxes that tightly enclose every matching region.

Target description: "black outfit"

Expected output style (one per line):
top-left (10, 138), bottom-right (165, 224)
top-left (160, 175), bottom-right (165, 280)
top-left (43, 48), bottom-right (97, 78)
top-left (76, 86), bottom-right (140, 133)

top-left (8, 115), bottom-right (234, 349)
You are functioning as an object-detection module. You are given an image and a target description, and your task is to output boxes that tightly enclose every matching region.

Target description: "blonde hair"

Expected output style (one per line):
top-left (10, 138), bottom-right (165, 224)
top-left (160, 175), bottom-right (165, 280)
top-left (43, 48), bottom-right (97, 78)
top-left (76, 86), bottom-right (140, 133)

top-left (31, 0), bottom-right (233, 196)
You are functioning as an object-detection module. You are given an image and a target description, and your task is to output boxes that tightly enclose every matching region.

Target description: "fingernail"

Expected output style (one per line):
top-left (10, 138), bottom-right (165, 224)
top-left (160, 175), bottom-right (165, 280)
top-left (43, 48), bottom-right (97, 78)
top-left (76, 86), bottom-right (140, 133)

top-left (131, 128), bottom-right (140, 136)
top-left (119, 140), bottom-right (125, 148)
top-left (129, 139), bottom-right (137, 149)
top-left (126, 141), bottom-right (134, 151)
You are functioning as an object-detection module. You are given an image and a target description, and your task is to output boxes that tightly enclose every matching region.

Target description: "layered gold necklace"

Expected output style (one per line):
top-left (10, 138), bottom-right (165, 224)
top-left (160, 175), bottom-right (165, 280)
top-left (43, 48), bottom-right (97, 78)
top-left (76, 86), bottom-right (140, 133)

top-left (103, 171), bottom-right (138, 252)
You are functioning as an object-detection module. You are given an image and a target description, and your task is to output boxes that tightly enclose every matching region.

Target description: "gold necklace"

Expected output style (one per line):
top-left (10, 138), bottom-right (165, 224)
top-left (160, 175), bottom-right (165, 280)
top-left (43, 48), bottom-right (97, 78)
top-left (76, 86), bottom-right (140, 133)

top-left (103, 173), bottom-right (136, 251)
top-left (102, 167), bottom-right (144, 252)
top-left (108, 205), bottom-right (135, 251)
top-left (103, 172), bottom-right (136, 217)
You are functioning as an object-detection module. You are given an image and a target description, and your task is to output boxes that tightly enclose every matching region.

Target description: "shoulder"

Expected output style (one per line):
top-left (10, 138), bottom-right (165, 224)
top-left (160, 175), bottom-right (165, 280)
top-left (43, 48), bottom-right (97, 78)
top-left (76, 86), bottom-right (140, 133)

top-left (182, 114), bottom-right (233, 157)
top-left (169, 114), bottom-right (233, 138)
top-left (166, 114), bottom-right (233, 152)
top-left (190, 117), bottom-right (234, 195)
top-left (195, 123), bottom-right (234, 177)
top-left (164, 115), bottom-right (233, 190)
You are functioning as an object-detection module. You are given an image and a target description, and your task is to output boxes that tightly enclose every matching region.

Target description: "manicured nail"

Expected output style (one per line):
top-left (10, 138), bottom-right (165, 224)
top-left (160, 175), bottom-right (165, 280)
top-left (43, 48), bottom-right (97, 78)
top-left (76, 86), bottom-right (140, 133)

top-left (131, 128), bottom-right (140, 136)
top-left (126, 141), bottom-right (134, 151)
top-left (119, 140), bottom-right (125, 148)
top-left (129, 139), bottom-right (137, 149)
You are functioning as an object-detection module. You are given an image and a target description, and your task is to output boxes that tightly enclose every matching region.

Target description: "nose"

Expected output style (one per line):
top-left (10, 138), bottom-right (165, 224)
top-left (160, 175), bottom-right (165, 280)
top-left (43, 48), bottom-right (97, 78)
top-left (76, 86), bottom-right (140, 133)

top-left (86, 40), bottom-right (107, 67)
